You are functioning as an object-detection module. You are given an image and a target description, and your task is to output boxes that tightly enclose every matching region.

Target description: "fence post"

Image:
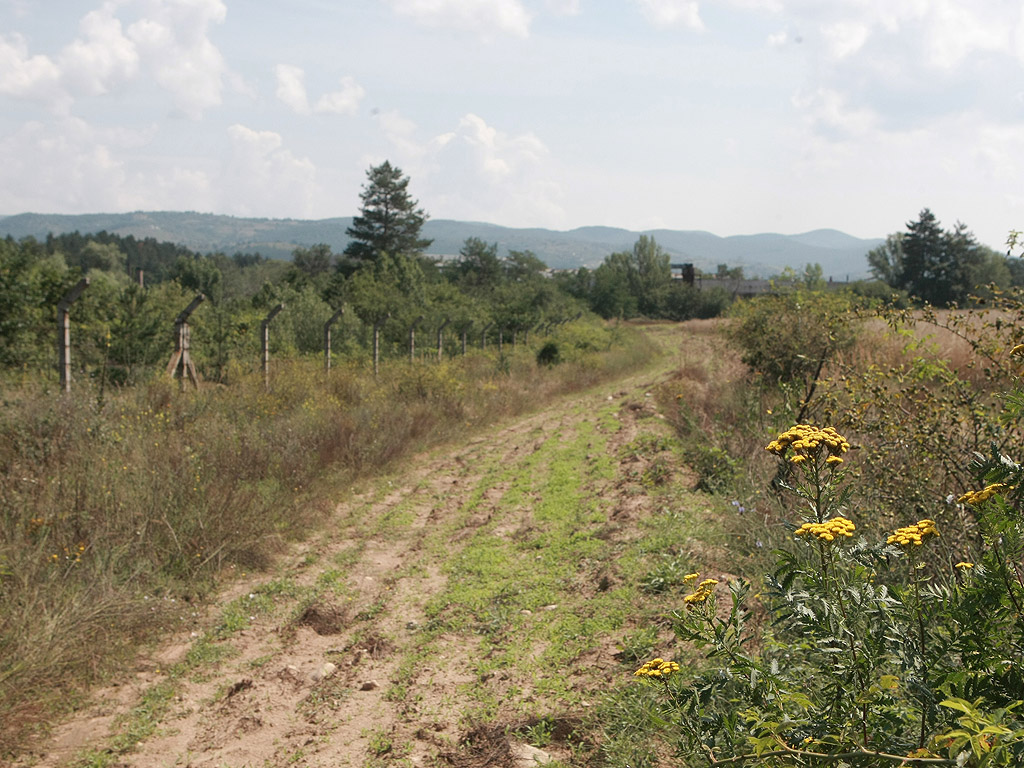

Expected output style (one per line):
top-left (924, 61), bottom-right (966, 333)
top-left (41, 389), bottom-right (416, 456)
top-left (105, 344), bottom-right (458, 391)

top-left (261, 303), bottom-right (284, 391)
top-left (409, 315), bottom-right (424, 362)
top-left (373, 315), bottom-right (389, 376)
top-left (323, 307), bottom-right (344, 373)
top-left (436, 317), bottom-right (450, 362)
top-left (461, 326), bottom-right (468, 356)
top-left (481, 323), bottom-right (492, 351)
top-left (498, 328), bottom-right (504, 356)
top-left (166, 293), bottom-right (205, 392)
top-left (57, 277), bottom-right (89, 394)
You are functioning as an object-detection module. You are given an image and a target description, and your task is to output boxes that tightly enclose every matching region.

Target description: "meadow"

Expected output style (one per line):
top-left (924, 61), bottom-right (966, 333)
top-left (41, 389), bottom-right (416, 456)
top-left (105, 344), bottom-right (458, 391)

top-left (4, 295), bottom-right (1024, 767)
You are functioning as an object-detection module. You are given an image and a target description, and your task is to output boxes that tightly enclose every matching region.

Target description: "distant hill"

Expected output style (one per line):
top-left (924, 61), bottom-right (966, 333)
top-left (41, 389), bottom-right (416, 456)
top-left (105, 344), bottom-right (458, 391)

top-left (0, 211), bottom-right (883, 279)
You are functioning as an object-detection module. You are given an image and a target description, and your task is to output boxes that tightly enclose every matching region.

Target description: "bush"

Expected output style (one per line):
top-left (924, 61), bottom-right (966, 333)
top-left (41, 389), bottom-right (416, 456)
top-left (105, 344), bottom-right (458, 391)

top-left (536, 341), bottom-right (561, 366)
top-left (727, 291), bottom-right (859, 388)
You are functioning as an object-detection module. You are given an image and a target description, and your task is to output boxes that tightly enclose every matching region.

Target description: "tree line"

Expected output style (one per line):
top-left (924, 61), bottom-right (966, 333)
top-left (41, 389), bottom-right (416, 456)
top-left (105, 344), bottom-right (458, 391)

top-left (3, 162), bottom-right (1010, 385)
top-left (868, 208), bottom-right (1024, 306)
top-left (0, 162), bottom-right (725, 385)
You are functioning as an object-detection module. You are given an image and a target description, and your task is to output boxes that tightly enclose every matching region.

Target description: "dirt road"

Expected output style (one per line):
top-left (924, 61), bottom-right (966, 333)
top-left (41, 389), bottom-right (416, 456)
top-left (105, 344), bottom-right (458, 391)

top-left (21, 334), bottom-right (702, 768)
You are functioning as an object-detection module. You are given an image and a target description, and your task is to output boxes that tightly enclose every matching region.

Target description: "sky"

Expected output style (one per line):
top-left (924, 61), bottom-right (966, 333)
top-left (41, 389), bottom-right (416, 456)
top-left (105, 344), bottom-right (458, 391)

top-left (2, 0), bottom-right (1023, 249)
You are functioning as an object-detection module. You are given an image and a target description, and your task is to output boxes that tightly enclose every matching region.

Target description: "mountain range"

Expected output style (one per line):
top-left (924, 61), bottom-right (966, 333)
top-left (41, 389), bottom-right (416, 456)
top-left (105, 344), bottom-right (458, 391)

top-left (0, 211), bottom-right (884, 280)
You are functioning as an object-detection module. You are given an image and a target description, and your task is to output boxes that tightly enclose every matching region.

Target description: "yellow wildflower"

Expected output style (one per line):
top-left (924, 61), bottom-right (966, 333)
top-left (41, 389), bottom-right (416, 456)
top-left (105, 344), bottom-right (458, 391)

top-left (635, 658), bottom-right (681, 679)
top-left (887, 519), bottom-right (939, 548)
top-left (683, 578), bottom-right (719, 607)
top-left (794, 517), bottom-right (856, 543)
top-left (683, 572), bottom-right (700, 583)
top-left (955, 562), bottom-right (974, 569)
top-left (958, 484), bottom-right (1009, 506)
top-left (766, 425), bottom-right (850, 464)
top-left (1011, 344), bottom-right (1024, 357)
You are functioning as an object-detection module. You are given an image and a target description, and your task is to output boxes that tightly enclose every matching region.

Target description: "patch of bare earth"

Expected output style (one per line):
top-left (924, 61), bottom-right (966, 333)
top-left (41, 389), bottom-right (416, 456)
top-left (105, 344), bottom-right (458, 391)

top-left (16, 365), bottom-right (690, 768)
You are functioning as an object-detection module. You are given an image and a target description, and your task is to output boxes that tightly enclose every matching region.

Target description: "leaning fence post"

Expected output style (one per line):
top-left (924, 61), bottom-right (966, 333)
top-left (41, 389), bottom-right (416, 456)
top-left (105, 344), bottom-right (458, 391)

top-left (323, 307), bottom-right (344, 373)
top-left (436, 317), bottom-right (451, 362)
top-left (409, 315), bottom-right (424, 362)
top-left (166, 293), bottom-right (205, 392)
top-left (57, 277), bottom-right (89, 394)
top-left (261, 303), bottom-right (284, 391)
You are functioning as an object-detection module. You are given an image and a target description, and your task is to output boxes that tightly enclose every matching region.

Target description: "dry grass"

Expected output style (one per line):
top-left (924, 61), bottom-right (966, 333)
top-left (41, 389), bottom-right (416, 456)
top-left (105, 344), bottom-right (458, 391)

top-left (0, 326), bottom-right (657, 757)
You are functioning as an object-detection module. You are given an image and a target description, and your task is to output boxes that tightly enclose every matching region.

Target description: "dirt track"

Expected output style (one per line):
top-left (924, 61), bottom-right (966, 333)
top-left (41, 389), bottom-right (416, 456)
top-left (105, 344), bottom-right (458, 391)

top-left (18, 336), bottom-right (697, 768)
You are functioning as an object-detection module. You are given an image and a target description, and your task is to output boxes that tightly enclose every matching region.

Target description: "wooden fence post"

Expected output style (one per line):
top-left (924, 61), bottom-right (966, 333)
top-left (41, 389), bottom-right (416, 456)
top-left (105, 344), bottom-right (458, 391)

top-left (57, 277), bottom-right (89, 394)
top-left (166, 293), bottom-right (205, 392)
top-left (436, 317), bottom-right (450, 362)
top-left (409, 315), bottom-right (424, 362)
top-left (481, 323), bottom-right (492, 351)
top-left (261, 303), bottom-right (284, 391)
top-left (323, 307), bottom-right (344, 373)
top-left (372, 315), bottom-right (389, 376)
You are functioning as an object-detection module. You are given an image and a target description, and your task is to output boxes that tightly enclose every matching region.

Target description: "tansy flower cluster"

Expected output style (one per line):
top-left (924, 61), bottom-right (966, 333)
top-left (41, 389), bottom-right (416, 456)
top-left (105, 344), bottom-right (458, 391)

top-left (683, 578), bottom-right (719, 606)
top-left (794, 516), bottom-right (856, 543)
top-left (957, 483), bottom-right (1009, 506)
top-left (887, 519), bottom-right (939, 547)
top-left (765, 425), bottom-right (850, 466)
top-left (634, 658), bottom-right (681, 679)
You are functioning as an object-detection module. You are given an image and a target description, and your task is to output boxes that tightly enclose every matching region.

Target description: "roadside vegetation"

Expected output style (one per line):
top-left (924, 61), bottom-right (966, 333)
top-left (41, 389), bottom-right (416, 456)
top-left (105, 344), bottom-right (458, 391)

top-left (611, 290), bottom-right (1024, 766)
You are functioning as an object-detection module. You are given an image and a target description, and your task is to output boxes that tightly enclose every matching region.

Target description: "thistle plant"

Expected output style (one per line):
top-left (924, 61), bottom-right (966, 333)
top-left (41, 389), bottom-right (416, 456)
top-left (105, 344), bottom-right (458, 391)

top-left (635, 420), bottom-right (1024, 767)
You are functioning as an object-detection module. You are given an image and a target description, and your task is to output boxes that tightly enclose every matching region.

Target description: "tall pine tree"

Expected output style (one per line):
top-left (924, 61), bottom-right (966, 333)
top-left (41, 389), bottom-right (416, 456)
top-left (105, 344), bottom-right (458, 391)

top-left (344, 161), bottom-right (432, 264)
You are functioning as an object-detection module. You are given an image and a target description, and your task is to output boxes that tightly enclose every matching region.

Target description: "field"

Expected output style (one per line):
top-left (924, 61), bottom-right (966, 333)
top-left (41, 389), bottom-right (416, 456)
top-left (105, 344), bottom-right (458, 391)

top-left (5, 306), bottom-right (1024, 767)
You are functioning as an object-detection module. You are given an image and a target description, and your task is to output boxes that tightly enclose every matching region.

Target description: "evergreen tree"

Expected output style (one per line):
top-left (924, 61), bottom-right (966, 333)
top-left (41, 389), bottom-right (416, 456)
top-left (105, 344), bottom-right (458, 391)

top-left (883, 209), bottom-right (990, 306)
top-left (344, 161), bottom-right (432, 264)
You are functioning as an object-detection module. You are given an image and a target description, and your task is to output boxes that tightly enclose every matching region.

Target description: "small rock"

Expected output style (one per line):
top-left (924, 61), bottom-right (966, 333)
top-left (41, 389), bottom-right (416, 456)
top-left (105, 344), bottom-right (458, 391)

top-left (312, 662), bottom-right (337, 682)
top-left (541, 604), bottom-right (558, 611)
top-left (406, 620), bottom-right (420, 631)
top-left (519, 609), bottom-right (532, 616)
top-left (360, 680), bottom-right (380, 691)
top-left (512, 743), bottom-right (553, 766)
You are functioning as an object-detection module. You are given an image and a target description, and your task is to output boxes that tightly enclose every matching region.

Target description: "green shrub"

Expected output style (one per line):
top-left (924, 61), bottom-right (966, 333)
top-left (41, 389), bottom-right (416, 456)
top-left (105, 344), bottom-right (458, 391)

top-left (728, 291), bottom-right (859, 387)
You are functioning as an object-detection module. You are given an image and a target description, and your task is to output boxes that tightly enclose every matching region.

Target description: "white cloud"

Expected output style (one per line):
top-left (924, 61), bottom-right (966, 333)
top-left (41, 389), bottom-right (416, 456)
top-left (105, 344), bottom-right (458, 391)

top-left (385, 0), bottom-right (532, 38)
top-left (821, 20), bottom-right (868, 60)
top-left (792, 87), bottom-right (877, 137)
top-left (59, 4), bottom-right (139, 96)
top-left (0, 33), bottom-right (63, 105)
top-left (276, 65), bottom-right (364, 116)
top-left (633, 0), bottom-right (703, 30)
top-left (221, 124), bottom-right (318, 216)
top-left (922, 0), bottom-right (1008, 69)
top-left (315, 76), bottom-right (364, 115)
top-left (126, 0), bottom-right (228, 118)
top-left (371, 110), bottom-right (564, 227)
top-left (545, 0), bottom-right (580, 15)
top-left (0, 0), bottom-right (229, 117)
top-left (0, 118), bottom-right (146, 212)
top-left (275, 64), bottom-right (310, 114)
